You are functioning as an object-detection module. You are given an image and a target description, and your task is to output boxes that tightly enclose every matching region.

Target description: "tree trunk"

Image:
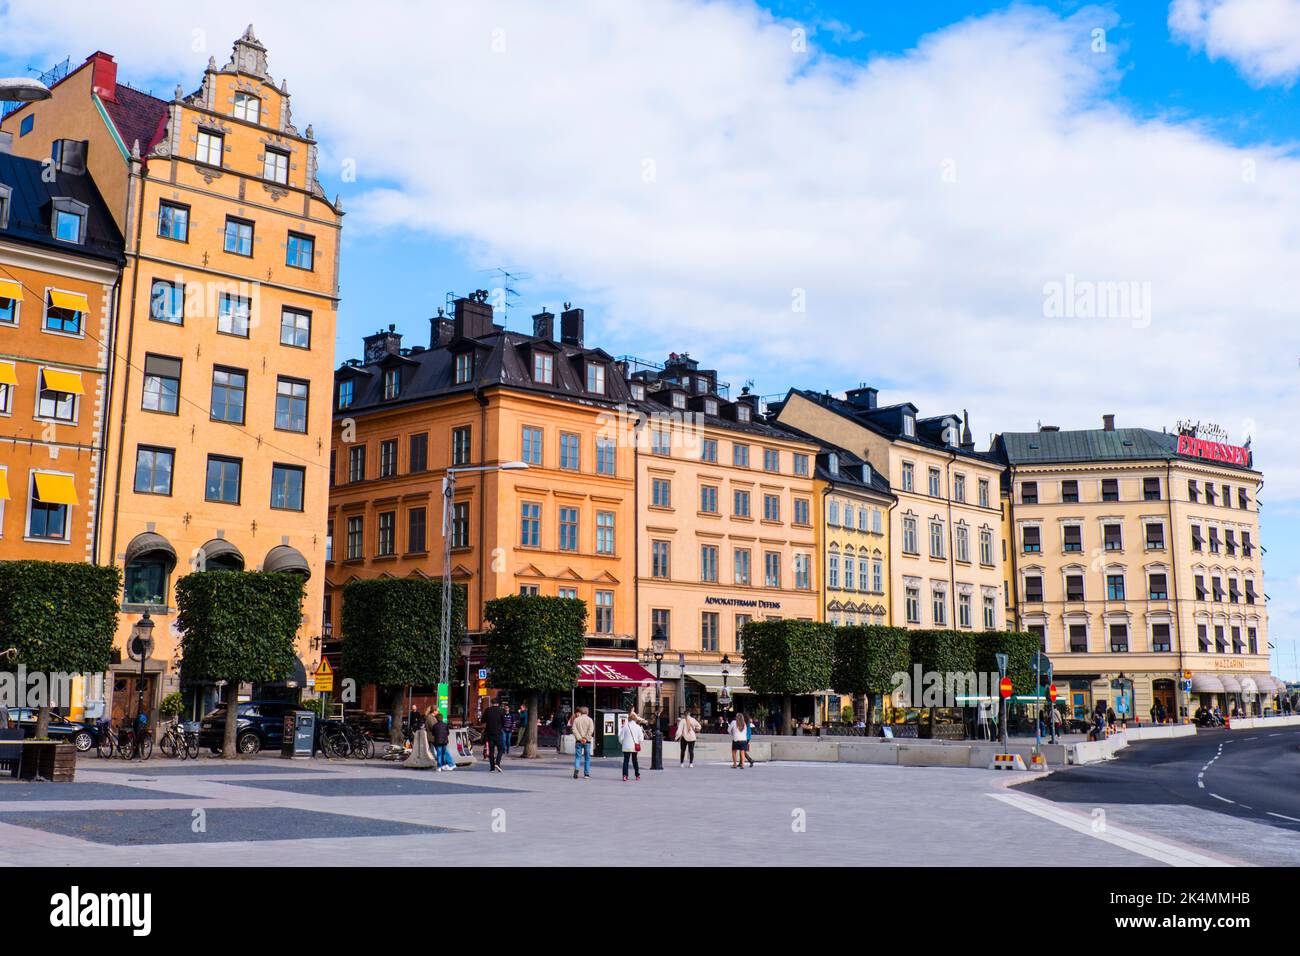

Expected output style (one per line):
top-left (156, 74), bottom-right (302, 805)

top-left (852, 694), bottom-right (866, 723)
top-left (864, 693), bottom-right (876, 732)
top-left (781, 694), bottom-right (793, 735)
top-left (222, 681), bottom-right (240, 758)
top-left (35, 705), bottom-right (51, 739)
top-left (389, 687), bottom-right (406, 745)
top-left (523, 691), bottom-right (540, 758)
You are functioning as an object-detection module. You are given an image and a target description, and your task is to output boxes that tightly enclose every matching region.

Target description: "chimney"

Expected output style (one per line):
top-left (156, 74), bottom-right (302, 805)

top-left (362, 324), bottom-right (402, 364)
top-left (88, 52), bottom-right (118, 104)
top-left (0, 131), bottom-right (11, 154)
top-left (51, 139), bottom-right (88, 175)
top-left (453, 293), bottom-right (494, 340)
top-left (1102, 414), bottom-right (1115, 432)
top-left (429, 314), bottom-right (455, 348)
top-left (532, 309), bottom-right (555, 341)
top-left (560, 305), bottom-right (584, 348)
top-left (845, 386), bottom-right (878, 410)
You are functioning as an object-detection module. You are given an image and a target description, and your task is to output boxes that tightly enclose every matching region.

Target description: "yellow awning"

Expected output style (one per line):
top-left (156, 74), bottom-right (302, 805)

top-left (0, 469), bottom-right (8, 502)
top-left (48, 290), bottom-right (89, 313)
top-left (34, 472), bottom-right (78, 506)
top-left (0, 279), bottom-right (21, 301)
top-left (41, 368), bottom-right (83, 395)
top-left (0, 362), bottom-right (15, 386)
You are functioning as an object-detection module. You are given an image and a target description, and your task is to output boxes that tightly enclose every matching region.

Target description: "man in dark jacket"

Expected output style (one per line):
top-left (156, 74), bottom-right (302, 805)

top-left (483, 699), bottom-right (506, 772)
top-left (430, 711), bottom-right (454, 771)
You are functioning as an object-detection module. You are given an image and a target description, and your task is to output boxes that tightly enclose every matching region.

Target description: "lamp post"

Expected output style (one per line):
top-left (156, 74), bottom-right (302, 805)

top-left (460, 633), bottom-right (474, 725)
top-left (129, 611), bottom-right (154, 758)
top-left (650, 629), bottom-right (667, 770)
top-left (440, 461), bottom-right (529, 692)
top-left (720, 654), bottom-right (732, 715)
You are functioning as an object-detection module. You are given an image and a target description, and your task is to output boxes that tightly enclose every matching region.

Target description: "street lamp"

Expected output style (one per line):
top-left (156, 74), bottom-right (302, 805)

top-left (720, 654), bottom-right (732, 713)
top-left (0, 78), bottom-right (52, 103)
top-left (440, 461), bottom-right (528, 692)
top-left (129, 611), bottom-right (154, 758)
top-left (460, 633), bottom-right (474, 726)
top-left (650, 629), bottom-right (667, 770)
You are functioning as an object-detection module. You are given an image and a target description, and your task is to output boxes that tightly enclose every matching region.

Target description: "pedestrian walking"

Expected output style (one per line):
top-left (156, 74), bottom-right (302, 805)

top-left (744, 713), bottom-right (756, 767)
top-left (512, 704), bottom-right (527, 754)
top-left (431, 710), bottom-right (455, 771)
top-left (728, 712), bottom-right (749, 769)
top-left (483, 698), bottom-right (506, 772)
top-left (571, 706), bottom-right (595, 779)
top-left (551, 709), bottom-right (567, 754)
top-left (675, 709), bottom-right (701, 767)
top-left (619, 708), bottom-right (644, 781)
top-left (0, 701), bottom-right (9, 729)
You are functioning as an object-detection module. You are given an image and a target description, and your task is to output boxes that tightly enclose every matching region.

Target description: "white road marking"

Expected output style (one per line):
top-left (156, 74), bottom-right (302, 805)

top-left (1267, 812), bottom-right (1300, 823)
top-left (1198, 780), bottom-right (1205, 789)
top-left (988, 791), bottom-right (1236, 866)
top-left (1268, 734), bottom-right (1281, 738)
top-left (1210, 793), bottom-right (1235, 804)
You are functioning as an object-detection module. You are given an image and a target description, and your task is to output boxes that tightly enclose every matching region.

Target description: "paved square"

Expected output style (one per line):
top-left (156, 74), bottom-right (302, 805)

top-left (0, 783), bottom-right (198, 802)
top-left (223, 776), bottom-right (517, 797)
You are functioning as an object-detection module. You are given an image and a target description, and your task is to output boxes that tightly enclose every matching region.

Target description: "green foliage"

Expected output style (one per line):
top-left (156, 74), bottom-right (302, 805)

top-left (298, 697), bottom-right (322, 716)
top-left (742, 620), bottom-right (833, 696)
top-left (974, 630), bottom-right (1040, 695)
top-left (340, 577), bottom-right (465, 687)
top-left (0, 561), bottom-right (120, 673)
top-left (158, 692), bottom-right (185, 719)
top-left (483, 595), bottom-right (587, 692)
top-left (840, 705), bottom-right (855, 723)
top-left (174, 571), bottom-right (304, 683)
top-left (831, 625), bottom-right (911, 696)
top-left (908, 629), bottom-right (977, 680)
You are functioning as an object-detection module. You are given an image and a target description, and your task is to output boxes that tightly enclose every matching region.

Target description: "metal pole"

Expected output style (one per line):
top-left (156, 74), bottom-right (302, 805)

top-left (651, 655), bottom-right (664, 770)
top-left (441, 472), bottom-right (455, 689)
top-left (1034, 654), bottom-right (1041, 753)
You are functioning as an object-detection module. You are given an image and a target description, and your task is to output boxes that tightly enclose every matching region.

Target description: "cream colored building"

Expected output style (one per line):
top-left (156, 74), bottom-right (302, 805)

top-left (774, 388), bottom-right (1006, 633)
top-left (993, 417), bottom-right (1275, 723)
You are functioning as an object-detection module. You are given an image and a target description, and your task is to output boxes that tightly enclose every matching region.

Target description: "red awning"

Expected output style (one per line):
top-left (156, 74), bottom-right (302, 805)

top-left (577, 659), bottom-right (657, 687)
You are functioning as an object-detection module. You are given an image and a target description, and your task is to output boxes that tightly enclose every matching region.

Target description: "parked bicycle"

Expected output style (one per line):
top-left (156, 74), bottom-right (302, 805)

top-left (96, 721), bottom-right (153, 760)
top-left (159, 720), bottom-right (200, 760)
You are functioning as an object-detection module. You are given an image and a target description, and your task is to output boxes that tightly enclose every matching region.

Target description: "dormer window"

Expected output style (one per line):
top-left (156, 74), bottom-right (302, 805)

top-left (694, 376), bottom-right (706, 394)
top-left (902, 413), bottom-right (916, 437)
top-left (586, 362), bottom-right (606, 395)
top-left (383, 367), bottom-right (401, 400)
top-left (0, 184), bottom-right (11, 229)
top-left (337, 379), bottom-right (354, 409)
top-left (828, 453), bottom-right (839, 475)
top-left (533, 352), bottom-right (553, 384)
top-left (51, 198), bottom-right (87, 244)
top-left (631, 382), bottom-right (645, 401)
top-left (671, 392), bottom-right (686, 410)
top-left (737, 404), bottom-right (751, 422)
top-left (233, 92), bottom-right (260, 124)
top-left (454, 352), bottom-right (473, 384)
top-left (704, 398), bottom-right (718, 416)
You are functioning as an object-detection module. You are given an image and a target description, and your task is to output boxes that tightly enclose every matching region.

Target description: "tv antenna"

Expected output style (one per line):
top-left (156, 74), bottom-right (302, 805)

top-left (482, 267), bottom-right (531, 327)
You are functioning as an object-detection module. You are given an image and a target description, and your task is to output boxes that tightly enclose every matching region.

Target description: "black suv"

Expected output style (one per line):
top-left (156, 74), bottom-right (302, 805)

top-left (198, 700), bottom-right (292, 755)
top-left (7, 708), bottom-right (100, 752)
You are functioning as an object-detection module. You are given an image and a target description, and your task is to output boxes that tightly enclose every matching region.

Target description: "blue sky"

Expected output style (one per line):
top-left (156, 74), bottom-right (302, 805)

top-left (3, 0), bottom-right (1298, 675)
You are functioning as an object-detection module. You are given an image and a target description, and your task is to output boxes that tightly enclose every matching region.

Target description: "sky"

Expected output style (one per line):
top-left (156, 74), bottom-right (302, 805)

top-left (2, 0), bottom-right (1298, 676)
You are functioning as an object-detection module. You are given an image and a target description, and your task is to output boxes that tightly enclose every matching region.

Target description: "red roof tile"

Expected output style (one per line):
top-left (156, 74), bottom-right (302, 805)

top-left (102, 84), bottom-right (168, 156)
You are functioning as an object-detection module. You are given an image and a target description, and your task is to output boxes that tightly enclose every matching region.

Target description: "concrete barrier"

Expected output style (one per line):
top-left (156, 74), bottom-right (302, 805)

top-left (1226, 714), bottom-right (1300, 731)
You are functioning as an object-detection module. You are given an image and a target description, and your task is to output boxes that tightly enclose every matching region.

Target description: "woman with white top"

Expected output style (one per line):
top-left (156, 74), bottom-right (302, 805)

top-left (618, 708), bottom-right (645, 781)
top-left (728, 712), bottom-right (749, 769)
top-left (675, 709), bottom-right (701, 768)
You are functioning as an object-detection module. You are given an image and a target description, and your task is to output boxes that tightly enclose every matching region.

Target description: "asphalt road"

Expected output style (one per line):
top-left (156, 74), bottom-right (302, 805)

top-left (1022, 727), bottom-right (1300, 832)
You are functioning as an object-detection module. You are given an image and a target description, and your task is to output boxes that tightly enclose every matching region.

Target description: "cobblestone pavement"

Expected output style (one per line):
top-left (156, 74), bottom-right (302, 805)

top-left (0, 752), bottom-right (1234, 866)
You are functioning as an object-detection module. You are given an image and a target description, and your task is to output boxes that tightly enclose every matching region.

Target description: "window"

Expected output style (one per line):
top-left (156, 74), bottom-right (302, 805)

top-left (409, 433), bottom-right (428, 473)
top-left (1061, 480), bottom-right (1079, 503)
top-left (520, 502), bottom-right (541, 547)
top-left (223, 217), bottom-right (253, 257)
top-left (764, 552), bottom-right (781, 588)
top-left (873, 509), bottom-right (883, 534)
top-left (123, 556), bottom-right (167, 606)
top-left (452, 426), bottom-right (471, 466)
top-left (763, 494), bottom-right (780, 522)
top-left (560, 432), bottom-right (580, 471)
top-left (1069, 624), bottom-right (1088, 653)
top-left (958, 592), bottom-right (972, 628)
top-left (698, 611), bottom-right (719, 652)
top-left (1194, 574), bottom-right (1206, 601)
top-left (1208, 527), bottom-right (1220, 553)
top-left (1143, 477), bottom-right (1161, 501)
top-left (1238, 487), bottom-right (1249, 510)
top-left (1225, 529), bottom-right (1236, 556)
top-left (150, 279), bottom-right (184, 324)
top-left (451, 502), bottom-right (470, 549)
top-left (1248, 627), bottom-right (1258, 655)
top-left (158, 201), bottom-right (189, 241)
top-left (1063, 524), bottom-right (1083, 552)
top-left (348, 445), bottom-right (366, 482)
top-left (0, 285), bottom-right (16, 325)
top-left (955, 524), bottom-right (970, 562)
top-left (1215, 625), bottom-right (1226, 652)
top-left (1242, 530), bottom-right (1253, 556)
top-left (595, 591), bottom-right (614, 634)
top-left (953, 473), bottom-right (966, 503)
top-left (521, 426), bottom-right (543, 465)
top-left (379, 439), bottom-right (398, 478)
top-left (1024, 575), bottom-right (1043, 603)
top-left (902, 516), bottom-right (918, 554)
top-left (141, 354), bottom-right (181, 414)
top-left (337, 379), bottom-right (354, 410)
top-left (700, 545), bottom-right (719, 583)
top-left (1152, 624), bottom-right (1171, 652)
top-left (734, 548), bottom-right (751, 585)
top-left (1109, 624), bottom-right (1128, 653)
top-left (733, 443), bottom-right (750, 467)
top-left (828, 500), bottom-right (840, 526)
top-left (205, 456), bottom-right (241, 504)
top-left (652, 478), bottom-right (671, 509)
top-left (872, 560), bottom-right (883, 593)
top-left (983, 594), bottom-right (996, 629)
top-left (519, 585), bottom-right (540, 597)
top-left (794, 453), bottom-right (809, 476)
top-left (902, 413), bottom-right (915, 437)
top-left (652, 540), bottom-right (671, 578)
top-left (346, 516), bottom-right (364, 560)
top-left (651, 430), bottom-right (671, 456)
top-left (454, 352), bottom-right (474, 384)
top-left (901, 462), bottom-right (914, 492)
top-left (905, 587), bottom-right (921, 624)
top-left (928, 467), bottom-right (941, 497)
top-left (596, 511), bottom-right (615, 554)
top-left (532, 351), bottom-right (553, 384)
top-left (44, 291), bottom-right (83, 335)
top-left (931, 589), bottom-right (947, 626)
top-left (1103, 523), bottom-right (1123, 551)
top-left (1206, 484), bottom-right (1217, 506)
top-left (1190, 524), bottom-right (1203, 551)
top-left (672, 392), bottom-right (686, 410)
top-left (1065, 574), bottom-right (1084, 602)
top-left (596, 437), bottom-right (616, 476)
top-left (275, 377), bottom-right (309, 432)
top-left (37, 369), bottom-right (78, 422)
top-left (18, 114), bottom-right (32, 137)
top-left (794, 553), bottom-right (810, 590)
top-left (377, 512), bottom-right (396, 554)
top-left (1148, 572), bottom-right (1168, 600)
top-left (272, 309), bottom-right (311, 351)
top-left (735, 614), bottom-right (752, 651)
top-left (1101, 478), bottom-right (1119, 502)
top-left (0, 370), bottom-right (11, 414)
top-left (979, 528), bottom-right (993, 565)
top-left (217, 293), bottom-right (250, 337)
top-left (1145, 523), bottom-right (1165, 550)
top-left (133, 446), bottom-right (174, 495)
top-left (1021, 482), bottom-right (1038, 504)
top-left (700, 485), bottom-right (718, 514)
top-left (53, 207), bottom-right (83, 244)
top-left (408, 507), bottom-right (427, 553)
top-left (559, 507), bottom-right (579, 551)
top-left (263, 148), bottom-right (289, 185)
top-left (701, 439), bottom-right (717, 463)
top-left (828, 553), bottom-right (840, 589)
top-left (978, 478), bottom-right (990, 508)
top-left (1228, 577), bottom-right (1240, 604)
top-left (763, 448), bottom-right (780, 473)
top-left (1022, 526), bottom-right (1041, 553)
top-left (794, 498), bottom-right (809, 525)
top-left (929, 520), bottom-right (945, 558)
top-left (1245, 578), bottom-right (1257, 604)
top-left (196, 129), bottom-right (224, 166)
top-left (1106, 574), bottom-right (1125, 601)
top-left (1188, 480), bottom-right (1199, 502)
top-left (286, 232), bottom-right (314, 270)
top-left (233, 91), bottom-right (260, 123)
top-left (651, 609), bottom-right (671, 643)
top-left (210, 367), bottom-right (247, 423)
top-left (585, 363), bottom-right (605, 394)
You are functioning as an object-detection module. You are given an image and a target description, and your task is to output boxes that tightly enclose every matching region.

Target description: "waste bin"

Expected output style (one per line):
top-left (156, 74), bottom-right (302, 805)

top-left (282, 710), bottom-right (315, 759)
top-left (595, 709), bottom-right (627, 758)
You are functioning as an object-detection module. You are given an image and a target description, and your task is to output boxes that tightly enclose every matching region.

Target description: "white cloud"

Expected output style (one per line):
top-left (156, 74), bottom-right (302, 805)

top-left (1169, 0), bottom-right (1300, 86)
top-left (4, 0), bottom-right (1299, 509)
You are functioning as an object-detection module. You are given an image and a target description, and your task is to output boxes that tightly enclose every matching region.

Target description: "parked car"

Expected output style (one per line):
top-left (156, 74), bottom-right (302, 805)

top-left (7, 707), bottom-right (99, 752)
top-left (198, 700), bottom-right (292, 755)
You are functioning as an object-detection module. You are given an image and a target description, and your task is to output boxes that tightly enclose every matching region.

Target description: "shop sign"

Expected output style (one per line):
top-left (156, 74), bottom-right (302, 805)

top-left (704, 596), bottom-right (781, 609)
top-left (1214, 658), bottom-right (1246, 670)
top-left (1176, 433), bottom-right (1251, 467)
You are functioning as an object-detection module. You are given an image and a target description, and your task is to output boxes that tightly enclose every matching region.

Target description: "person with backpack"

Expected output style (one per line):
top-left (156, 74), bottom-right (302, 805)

top-left (618, 708), bottom-right (644, 781)
top-left (675, 709), bottom-right (701, 767)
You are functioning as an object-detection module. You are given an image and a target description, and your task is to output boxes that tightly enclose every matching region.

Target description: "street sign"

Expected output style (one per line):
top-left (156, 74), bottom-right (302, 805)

top-left (1181, 679), bottom-right (1193, 693)
top-left (313, 659), bottom-right (334, 693)
top-left (1047, 683), bottom-right (1058, 703)
top-left (995, 653), bottom-right (1008, 677)
top-left (477, 668), bottom-right (488, 680)
top-left (1183, 670), bottom-right (1193, 681)
top-left (436, 682), bottom-right (450, 719)
top-left (999, 677), bottom-right (1013, 699)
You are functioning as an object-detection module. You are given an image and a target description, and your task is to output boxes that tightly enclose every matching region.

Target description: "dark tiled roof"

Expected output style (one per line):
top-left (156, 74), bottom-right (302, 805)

top-left (771, 420), bottom-right (893, 496)
top-left (102, 85), bottom-right (168, 155)
top-left (0, 152), bottom-right (123, 262)
top-left (992, 427), bottom-right (1257, 473)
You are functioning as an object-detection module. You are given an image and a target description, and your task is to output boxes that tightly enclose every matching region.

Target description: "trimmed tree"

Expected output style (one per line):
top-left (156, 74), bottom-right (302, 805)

top-left (340, 577), bottom-right (465, 743)
top-left (0, 561), bottom-right (120, 739)
top-left (175, 571), bottom-right (304, 757)
top-left (908, 629), bottom-right (978, 737)
top-left (482, 595), bottom-right (586, 758)
top-left (831, 625), bottom-right (911, 728)
top-left (742, 619), bottom-right (833, 735)
top-left (974, 630), bottom-right (1039, 698)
